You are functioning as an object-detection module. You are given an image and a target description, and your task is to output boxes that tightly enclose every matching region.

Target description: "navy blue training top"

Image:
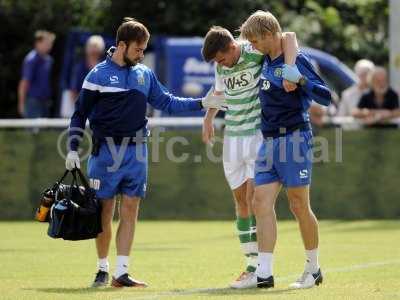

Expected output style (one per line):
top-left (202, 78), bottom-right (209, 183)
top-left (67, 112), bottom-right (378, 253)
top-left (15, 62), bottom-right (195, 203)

top-left (259, 52), bottom-right (332, 136)
top-left (69, 48), bottom-right (202, 150)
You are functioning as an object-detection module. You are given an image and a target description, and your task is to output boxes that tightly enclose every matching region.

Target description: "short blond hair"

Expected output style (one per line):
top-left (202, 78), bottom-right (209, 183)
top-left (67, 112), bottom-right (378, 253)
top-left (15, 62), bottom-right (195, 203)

top-left (240, 10), bottom-right (282, 39)
top-left (34, 30), bottom-right (56, 43)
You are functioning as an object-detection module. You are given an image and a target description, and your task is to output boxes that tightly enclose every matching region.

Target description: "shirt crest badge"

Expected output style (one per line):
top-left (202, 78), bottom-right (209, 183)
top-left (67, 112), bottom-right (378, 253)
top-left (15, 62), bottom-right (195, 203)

top-left (274, 68), bottom-right (283, 78)
top-left (137, 72), bottom-right (145, 85)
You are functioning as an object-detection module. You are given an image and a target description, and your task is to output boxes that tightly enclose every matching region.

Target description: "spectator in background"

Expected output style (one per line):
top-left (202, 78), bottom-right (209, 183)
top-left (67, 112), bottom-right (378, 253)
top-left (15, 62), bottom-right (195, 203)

top-left (60, 35), bottom-right (105, 117)
top-left (309, 104), bottom-right (327, 127)
top-left (18, 30), bottom-right (55, 117)
top-left (352, 67), bottom-right (399, 128)
top-left (338, 59), bottom-right (374, 117)
top-left (70, 35), bottom-right (105, 100)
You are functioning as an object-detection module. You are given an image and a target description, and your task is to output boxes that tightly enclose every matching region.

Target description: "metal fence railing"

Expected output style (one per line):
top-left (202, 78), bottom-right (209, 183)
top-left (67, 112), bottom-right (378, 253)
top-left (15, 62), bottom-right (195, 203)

top-left (0, 117), bottom-right (398, 129)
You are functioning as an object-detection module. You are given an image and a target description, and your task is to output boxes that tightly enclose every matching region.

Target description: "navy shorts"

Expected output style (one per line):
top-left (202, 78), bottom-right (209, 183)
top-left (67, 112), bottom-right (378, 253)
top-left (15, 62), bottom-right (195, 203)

top-left (255, 130), bottom-right (313, 187)
top-left (87, 143), bottom-right (148, 199)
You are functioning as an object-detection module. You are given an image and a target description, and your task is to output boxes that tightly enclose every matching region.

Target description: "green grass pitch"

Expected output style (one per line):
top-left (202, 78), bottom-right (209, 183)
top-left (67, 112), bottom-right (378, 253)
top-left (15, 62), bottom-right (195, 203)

top-left (1, 220), bottom-right (399, 300)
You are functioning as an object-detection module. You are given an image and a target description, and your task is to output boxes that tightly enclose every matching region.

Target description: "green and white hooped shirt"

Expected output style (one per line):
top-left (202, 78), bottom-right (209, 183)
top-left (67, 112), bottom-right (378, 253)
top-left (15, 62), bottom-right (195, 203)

top-left (215, 42), bottom-right (264, 137)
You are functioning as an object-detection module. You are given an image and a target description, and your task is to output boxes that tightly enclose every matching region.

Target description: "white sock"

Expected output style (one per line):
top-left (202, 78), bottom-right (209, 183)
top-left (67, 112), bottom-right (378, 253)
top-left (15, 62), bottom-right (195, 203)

top-left (241, 242), bottom-right (258, 272)
top-left (256, 252), bottom-right (273, 278)
top-left (114, 255), bottom-right (129, 278)
top-left (305, 248), bottom-right (320, 273)
top-left (247, 242), bottom-right (258, 271)
top-left (98, 257), bottom-right (109, 272)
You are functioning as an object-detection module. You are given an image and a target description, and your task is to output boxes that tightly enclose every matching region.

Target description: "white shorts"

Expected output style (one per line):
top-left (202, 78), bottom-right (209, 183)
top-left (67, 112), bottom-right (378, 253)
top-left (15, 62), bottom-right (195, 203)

top-left (223, 131), bottom-right (264, 190)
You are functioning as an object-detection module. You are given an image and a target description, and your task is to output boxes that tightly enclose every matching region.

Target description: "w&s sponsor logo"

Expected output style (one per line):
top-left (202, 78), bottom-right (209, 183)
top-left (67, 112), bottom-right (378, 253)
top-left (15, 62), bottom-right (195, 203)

top-left (224, 71), bottom-right (252, 92)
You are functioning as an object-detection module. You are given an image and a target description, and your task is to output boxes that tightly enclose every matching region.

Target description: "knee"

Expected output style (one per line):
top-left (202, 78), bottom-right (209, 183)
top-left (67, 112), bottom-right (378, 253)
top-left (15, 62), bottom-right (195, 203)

top-left (253, 193), bottom-right (274, 217)
top-left (120, 200), bottom-right (140, 220)
top-left (101, 202), bottom-right (115, 222)
top-left (289, 197), bottom-right (310, 219)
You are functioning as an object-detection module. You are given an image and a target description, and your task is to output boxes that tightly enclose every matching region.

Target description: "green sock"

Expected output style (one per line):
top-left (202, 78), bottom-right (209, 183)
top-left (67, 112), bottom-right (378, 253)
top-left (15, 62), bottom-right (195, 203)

top-left (248, 215), bottom-right (258, 271)
top-left (250, 215), bottom-right (257, 242)
top-left (236, 216), bottom-right (258, 273)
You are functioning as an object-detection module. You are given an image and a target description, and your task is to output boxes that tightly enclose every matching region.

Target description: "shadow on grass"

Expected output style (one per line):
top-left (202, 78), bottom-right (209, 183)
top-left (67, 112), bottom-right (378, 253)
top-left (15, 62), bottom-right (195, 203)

top-left (23, 286), bottom-right (298, 299)
top-left (23, 287), bottom-right (117, 294)
top-left (134, 246), bottom-right (188, 252)
top-left (167, 287), bottom-right (296, 297)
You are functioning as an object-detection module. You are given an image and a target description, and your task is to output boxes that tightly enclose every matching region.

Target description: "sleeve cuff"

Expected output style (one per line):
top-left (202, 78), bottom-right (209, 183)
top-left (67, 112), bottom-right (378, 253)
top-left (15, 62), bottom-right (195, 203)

top-left (198, 99), bottom-right (204, 110)
top-left (69, 143), bottom-right (78, 151)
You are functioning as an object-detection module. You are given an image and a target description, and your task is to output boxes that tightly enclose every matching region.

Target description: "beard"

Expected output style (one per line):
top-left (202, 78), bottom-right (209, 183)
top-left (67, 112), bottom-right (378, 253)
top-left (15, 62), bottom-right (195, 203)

top-left (123, 49), bottom-right (141, 67)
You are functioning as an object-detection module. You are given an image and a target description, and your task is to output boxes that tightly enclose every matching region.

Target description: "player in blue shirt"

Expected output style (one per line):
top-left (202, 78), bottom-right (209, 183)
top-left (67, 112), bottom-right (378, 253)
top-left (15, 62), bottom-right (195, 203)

top-left (65, 17), bottom-right (226, 288)
top-left (237, 11), bottom-right (332, 289)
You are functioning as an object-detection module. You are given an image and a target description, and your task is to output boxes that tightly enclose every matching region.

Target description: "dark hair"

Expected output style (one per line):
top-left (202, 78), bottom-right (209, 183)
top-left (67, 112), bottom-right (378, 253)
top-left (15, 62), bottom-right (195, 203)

top-left (116, 17), bottom-right (150, 45)
top-left (202, 26), bottom-right (234, 62)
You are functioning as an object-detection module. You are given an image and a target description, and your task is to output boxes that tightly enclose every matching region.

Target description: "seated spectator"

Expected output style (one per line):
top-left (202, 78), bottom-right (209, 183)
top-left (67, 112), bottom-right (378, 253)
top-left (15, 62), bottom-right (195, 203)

top-left (352, 67), bottom-right (399, 128)
top-left (338, 59), bottom-right (374, 116)
top-left (18, 30), bottom-right (55, 118)
top-left (60, 35), bottom-right (105, 117)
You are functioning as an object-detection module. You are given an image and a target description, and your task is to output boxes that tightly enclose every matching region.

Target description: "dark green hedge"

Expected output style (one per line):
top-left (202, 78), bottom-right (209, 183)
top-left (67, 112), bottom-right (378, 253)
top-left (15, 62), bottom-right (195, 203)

top-left (1, 128), bottom-right (399, 220)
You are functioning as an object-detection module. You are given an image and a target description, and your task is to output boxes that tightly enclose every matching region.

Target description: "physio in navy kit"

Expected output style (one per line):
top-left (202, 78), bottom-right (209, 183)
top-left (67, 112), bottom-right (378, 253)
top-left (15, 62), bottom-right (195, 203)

top-left (238, 11), bottom-right (332, 290)
top-left (65, 17), bottom-right (225, 288)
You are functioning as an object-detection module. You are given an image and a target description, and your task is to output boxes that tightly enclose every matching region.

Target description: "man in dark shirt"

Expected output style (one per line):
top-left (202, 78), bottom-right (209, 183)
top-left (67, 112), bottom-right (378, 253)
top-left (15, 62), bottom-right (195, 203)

top-left (61, 35), bottom-right (105, 118)
top-left (18, 30), bottom-right (55, 118)
top-left (70, 35), bottom-right (105, 100)
top-left (353, 67), bottom-right (399, 127)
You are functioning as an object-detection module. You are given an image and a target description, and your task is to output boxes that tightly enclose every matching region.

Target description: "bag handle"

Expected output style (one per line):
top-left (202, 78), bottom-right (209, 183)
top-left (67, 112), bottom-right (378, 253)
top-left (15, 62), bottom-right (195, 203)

top-left (52, 169), bottom-right (91, 203)
top-left (74, 168), bottom-right (91, 190)
top-left (59, 170), bottom-right (70, 183)
top-left (50, 170), bottom-right (70, 193)
top-left (53, 169), bottom-right (90, 190)
top-left (62, 170), bottom-right (78, 203)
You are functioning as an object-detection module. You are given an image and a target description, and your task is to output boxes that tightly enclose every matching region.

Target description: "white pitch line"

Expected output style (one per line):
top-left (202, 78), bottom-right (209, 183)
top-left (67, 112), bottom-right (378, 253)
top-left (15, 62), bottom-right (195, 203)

top-left (117, 259), bottom-right (400, 300)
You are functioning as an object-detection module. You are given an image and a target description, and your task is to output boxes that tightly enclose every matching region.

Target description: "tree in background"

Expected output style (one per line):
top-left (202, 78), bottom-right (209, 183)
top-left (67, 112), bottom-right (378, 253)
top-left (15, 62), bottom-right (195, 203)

top-left (102, 0), bottom-right (388, 65)
top-left (0, 0), bottom-right (107, 117)
top-left (0, 0), bottom-right (388, 117)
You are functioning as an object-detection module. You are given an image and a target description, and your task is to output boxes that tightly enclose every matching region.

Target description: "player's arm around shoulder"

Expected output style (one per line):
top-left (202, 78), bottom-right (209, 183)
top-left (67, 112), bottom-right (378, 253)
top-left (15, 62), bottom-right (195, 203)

top-left (282, 32), bottom-right (298, 65)
top-left (282, 53), bottom-right (332, 106)
top-left (281, 32), bottom-right (299, 93)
